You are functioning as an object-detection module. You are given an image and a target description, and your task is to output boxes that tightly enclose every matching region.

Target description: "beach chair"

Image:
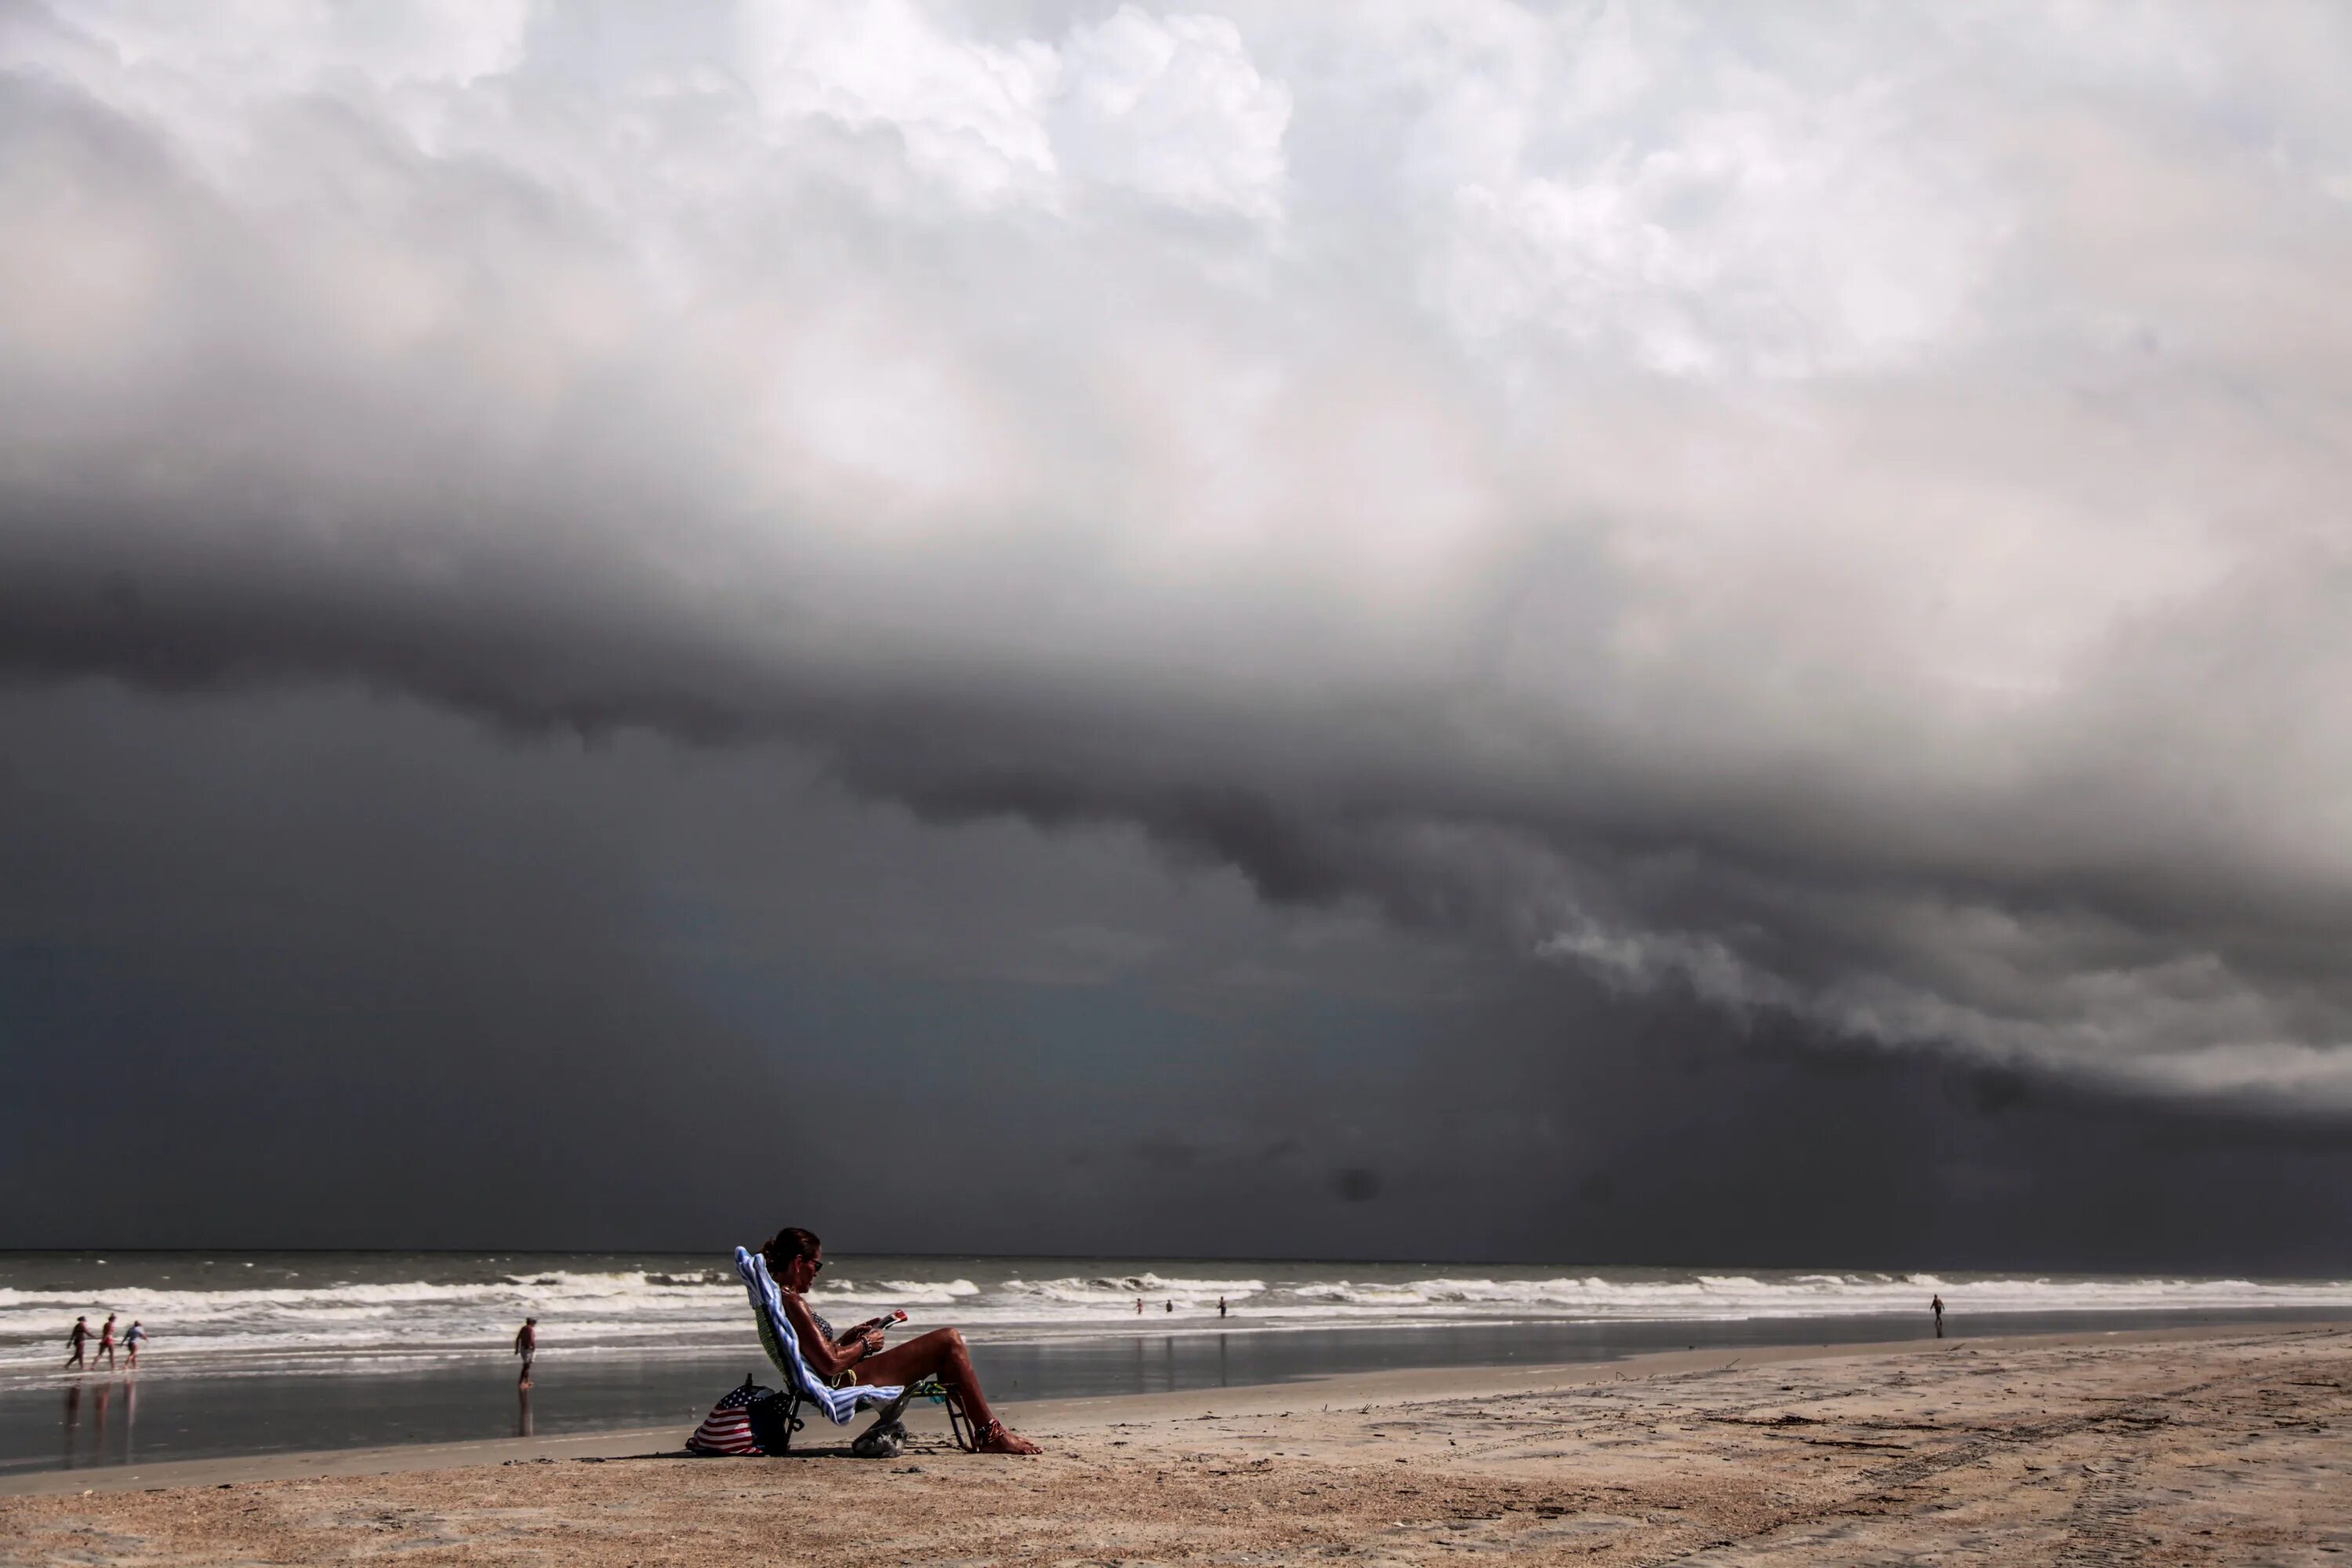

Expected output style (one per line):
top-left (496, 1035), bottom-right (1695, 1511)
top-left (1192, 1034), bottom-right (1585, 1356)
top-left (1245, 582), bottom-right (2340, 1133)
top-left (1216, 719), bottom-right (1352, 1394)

top-left (900, 1376), bottom-right (984, 1454)
top-left (731, 1246), bottom-right (981, 1454)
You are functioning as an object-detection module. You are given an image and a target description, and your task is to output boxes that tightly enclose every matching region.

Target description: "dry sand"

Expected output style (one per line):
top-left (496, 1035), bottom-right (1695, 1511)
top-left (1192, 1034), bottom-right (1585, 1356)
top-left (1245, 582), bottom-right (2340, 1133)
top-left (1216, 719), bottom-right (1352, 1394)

top-left (5, 1324), bottom-right (2350, 1564)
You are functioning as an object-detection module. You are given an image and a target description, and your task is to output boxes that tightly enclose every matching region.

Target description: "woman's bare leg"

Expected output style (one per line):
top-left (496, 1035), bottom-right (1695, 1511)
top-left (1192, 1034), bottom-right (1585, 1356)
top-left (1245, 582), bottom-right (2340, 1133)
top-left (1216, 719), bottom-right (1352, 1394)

top-left (850, 1327), bottom-right (1040, 1453)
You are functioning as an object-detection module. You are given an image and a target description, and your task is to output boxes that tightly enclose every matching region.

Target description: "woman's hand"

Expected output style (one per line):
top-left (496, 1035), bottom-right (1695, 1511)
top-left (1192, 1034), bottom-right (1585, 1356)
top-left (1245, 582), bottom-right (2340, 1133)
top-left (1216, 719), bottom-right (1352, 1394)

top-left (858, 1325), bottom-right (886, 1358)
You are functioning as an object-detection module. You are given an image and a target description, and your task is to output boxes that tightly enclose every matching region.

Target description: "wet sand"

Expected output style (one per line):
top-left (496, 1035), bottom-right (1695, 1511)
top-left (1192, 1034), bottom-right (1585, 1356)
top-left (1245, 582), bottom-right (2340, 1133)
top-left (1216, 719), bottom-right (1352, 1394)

top-left (5, 1324), bottom-right (2348, 1563)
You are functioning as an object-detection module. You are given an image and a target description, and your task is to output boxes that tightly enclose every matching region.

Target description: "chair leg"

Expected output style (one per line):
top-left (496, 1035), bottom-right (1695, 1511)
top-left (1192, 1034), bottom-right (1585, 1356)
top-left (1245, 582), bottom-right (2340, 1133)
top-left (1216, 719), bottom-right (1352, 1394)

top-left (907, 1375), bottom-right (978, 1450)
top-left (942, 1386), bottom-right (978, 1453)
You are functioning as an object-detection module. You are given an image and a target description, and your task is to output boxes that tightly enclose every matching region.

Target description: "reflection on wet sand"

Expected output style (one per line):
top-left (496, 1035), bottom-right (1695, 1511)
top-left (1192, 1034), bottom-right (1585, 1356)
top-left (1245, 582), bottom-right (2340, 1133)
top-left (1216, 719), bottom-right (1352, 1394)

top-left (56, 1378), bottom-right (136, 1469)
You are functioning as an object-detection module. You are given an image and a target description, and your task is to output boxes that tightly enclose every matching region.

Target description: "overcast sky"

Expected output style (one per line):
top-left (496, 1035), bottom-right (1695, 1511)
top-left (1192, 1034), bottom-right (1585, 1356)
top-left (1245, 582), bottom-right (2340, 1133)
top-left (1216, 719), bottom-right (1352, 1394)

top-left (6, 1), bottom-right (2352, 1267)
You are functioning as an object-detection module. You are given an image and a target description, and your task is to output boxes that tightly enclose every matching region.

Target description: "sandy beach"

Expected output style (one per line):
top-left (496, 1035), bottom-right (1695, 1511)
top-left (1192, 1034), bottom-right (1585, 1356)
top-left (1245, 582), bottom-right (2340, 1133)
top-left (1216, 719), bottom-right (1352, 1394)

top-left (5, 1323), bottom-right (2348, 1564)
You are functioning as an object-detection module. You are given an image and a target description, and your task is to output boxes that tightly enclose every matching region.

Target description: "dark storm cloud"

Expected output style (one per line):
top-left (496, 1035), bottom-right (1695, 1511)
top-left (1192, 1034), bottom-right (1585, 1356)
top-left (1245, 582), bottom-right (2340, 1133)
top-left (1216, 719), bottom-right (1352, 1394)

top-left (6, 0), bottom-right (2352, 1124)
top-left (1330, 1168), bottom-right (1383, 1204)
top-left (0, 690), bottom-right (789, 1247)
top-left (16, 683), bottom-right (2352, 1267)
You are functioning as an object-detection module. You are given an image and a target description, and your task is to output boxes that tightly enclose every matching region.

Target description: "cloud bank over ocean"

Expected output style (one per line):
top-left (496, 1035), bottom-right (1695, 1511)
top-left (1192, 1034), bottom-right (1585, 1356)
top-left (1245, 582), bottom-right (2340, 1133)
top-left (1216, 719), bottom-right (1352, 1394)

top-left (6, 0), bottom-right (2352, 1109)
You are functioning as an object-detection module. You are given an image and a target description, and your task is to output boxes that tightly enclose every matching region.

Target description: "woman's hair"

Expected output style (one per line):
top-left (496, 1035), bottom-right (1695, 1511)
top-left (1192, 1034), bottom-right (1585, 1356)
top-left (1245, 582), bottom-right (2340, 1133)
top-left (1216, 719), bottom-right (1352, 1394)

top-left (760, 1226), bottom-right (822, 1275)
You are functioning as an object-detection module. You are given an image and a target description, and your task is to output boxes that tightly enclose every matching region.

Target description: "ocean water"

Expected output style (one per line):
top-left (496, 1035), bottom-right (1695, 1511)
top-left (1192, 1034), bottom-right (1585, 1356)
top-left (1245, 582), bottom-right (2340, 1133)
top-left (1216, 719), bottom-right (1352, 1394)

top-left (9, 1250), bottom-right (2352, 1474)
top-left (16, 1251), bottom-right (2352, 1376)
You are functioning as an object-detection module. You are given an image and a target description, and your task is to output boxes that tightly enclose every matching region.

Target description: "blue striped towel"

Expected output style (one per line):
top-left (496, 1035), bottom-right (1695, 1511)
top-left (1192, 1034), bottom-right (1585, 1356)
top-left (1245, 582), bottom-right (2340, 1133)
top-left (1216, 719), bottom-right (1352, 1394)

top-left (734, 1247), bottom-right (906, 1424)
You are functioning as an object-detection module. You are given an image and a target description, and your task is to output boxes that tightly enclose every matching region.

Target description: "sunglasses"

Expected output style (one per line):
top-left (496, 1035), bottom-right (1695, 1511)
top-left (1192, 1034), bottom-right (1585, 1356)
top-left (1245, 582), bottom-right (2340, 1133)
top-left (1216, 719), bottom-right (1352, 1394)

top-left (808, 1258), bottom-right (825, 1274)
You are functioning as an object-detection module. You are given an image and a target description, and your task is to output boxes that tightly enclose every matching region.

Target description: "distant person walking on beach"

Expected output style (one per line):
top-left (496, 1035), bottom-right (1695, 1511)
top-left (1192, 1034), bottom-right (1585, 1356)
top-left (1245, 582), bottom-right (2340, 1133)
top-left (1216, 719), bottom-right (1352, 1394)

top-left (122, 1322), bottom-right (145, 1369)
top-left (1218, 1295), bottom-right (1228, 1319)
top-left (1134, 1298), bottom-right (1143, 1316)
top-left (1932, 1294), bottom-right (1945, 1338)
top-left (1164, 1300), bottom-right (1174, 1314)
top-left (514, 1318), bottom-right (537, 1374)
top-left (93, 1315), bottom-right (118, 1370)
top-left (64, 1316), bottom-right (91, 1370)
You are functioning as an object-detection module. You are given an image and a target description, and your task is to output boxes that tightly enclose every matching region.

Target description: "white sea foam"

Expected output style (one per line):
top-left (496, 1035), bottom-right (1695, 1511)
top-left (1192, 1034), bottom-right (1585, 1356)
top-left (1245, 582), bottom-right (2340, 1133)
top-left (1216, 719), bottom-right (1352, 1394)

top-left (999, 1273), bottom-right (1269, 1308)
top-left (1278, 1272), bottom-right (2350, 1318)
top-left (7, 1255), bottom-right (2350, 1380)
top-left (813, 1278), bottom-right (982, 1306)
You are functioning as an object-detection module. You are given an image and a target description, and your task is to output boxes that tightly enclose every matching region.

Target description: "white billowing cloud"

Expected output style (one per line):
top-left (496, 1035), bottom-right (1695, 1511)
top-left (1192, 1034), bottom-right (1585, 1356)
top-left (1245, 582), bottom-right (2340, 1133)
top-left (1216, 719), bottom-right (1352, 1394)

top-left (731, 0), bottom-right (1287, 216)
top-left (737, 0), bottom-right (1062, 206)
top-left (1054, 7), bottom-right (1290, 220)
top-left (6, 2), bottom-right (2352, 1100)
top-left (1296, 2), bottom-right (2005, 374)
top-left (65, 0), bottom-right (529, 85)
top-left (1433, 85), bottom-right (2002, 376)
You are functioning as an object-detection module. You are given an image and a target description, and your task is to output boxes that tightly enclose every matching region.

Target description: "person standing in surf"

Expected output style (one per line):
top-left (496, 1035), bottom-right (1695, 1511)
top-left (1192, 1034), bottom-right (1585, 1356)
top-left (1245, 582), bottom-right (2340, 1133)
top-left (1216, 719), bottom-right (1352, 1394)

top-left (1931, 1294), bottom-right (1945, 1338)
top-left (514, 1318), bottom-right (537, 1382)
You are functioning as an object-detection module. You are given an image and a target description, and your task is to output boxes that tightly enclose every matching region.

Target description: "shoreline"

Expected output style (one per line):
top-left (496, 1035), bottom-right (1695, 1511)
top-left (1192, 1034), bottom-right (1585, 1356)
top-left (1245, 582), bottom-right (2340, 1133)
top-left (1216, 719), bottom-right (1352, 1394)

top-left (9, 1323), bottom-right (2347, 1564)
top-left (5, 1318), bottom-right (2327, 1498)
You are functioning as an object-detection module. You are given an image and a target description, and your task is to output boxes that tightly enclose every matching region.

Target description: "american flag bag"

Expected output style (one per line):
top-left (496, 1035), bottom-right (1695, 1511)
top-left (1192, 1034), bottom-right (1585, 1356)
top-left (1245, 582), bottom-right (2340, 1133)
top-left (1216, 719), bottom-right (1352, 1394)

top-left (688, 1379), bottom-right (776, 1456)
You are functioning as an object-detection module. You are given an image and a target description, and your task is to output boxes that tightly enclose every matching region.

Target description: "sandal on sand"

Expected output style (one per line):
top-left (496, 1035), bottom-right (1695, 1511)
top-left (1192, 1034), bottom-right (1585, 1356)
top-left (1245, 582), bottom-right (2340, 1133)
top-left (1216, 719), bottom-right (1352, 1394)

top-left (973, 1418), bottom-right (1042, 1455)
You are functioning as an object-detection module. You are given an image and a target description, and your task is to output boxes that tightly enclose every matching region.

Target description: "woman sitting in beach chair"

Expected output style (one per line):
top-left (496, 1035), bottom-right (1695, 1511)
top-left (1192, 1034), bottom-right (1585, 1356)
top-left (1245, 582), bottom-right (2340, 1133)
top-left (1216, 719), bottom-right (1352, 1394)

top-left (750, 1226), bottom-right (1041, 1455)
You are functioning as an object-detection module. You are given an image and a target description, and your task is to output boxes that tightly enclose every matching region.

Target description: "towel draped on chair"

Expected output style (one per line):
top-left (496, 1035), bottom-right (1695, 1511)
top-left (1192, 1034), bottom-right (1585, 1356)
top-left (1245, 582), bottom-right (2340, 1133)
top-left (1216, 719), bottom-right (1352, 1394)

top-left (733, 1245), bottom-right (905, 1425)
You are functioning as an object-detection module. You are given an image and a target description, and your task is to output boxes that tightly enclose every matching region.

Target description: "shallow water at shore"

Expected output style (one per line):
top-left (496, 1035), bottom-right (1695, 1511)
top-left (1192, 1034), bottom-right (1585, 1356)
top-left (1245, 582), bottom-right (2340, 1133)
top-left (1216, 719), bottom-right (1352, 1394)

top-left (16, 1250), bottom-right (2352, 1474)
top-left (15, 1307), bottom-right (2352, 1475)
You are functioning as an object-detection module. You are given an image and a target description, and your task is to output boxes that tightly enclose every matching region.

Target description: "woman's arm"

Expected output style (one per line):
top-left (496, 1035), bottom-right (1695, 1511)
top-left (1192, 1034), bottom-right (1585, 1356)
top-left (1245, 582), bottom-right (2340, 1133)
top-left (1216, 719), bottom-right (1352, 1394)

top-left (779, 1292), bottom-right (879, 1379)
